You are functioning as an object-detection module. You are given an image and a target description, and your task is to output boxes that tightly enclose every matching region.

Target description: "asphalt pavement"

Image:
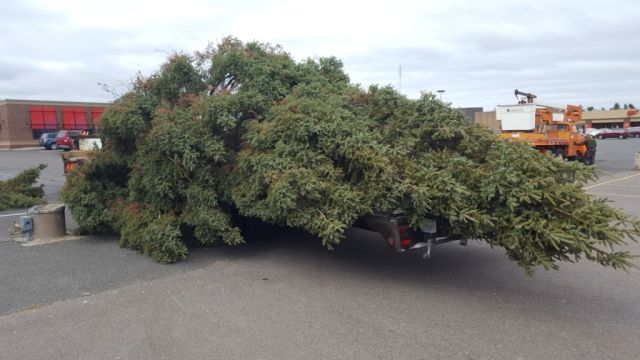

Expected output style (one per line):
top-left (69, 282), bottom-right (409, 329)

top-left (0, 147), bottom-right (66, 202)
top-left (1, 141), bottom-right (639, 359)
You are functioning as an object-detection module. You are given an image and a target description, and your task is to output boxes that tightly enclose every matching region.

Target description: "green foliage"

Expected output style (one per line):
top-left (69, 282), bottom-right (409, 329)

top-left (127, 105), bottom-right (243, 247)
top-left (99, 93), bottom-right (156, 160)
top-left (0, 164), bottom-right (46, 210)
top-left (116, 205), bottom-right (187, 263)
top-left (402, 136), bottom-right (639, 273)
top-left (234, 83), bottom-right (381, 246)
top-left (61, 154), bottom-right (128, 234)
top-left (148, 54), bottom-right (204, 103)
top-left (62, 37), bottom-right (640, 272)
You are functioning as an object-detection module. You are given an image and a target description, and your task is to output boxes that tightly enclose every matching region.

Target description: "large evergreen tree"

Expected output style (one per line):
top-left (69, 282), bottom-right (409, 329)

top-left (62, 37), bottom-right (639, 273)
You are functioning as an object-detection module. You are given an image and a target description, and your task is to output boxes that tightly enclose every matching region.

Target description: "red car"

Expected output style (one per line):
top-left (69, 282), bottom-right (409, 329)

top-left (55, 130), bottom-right (80, 150)
top-left (595, 128), bottom-right (628, 139)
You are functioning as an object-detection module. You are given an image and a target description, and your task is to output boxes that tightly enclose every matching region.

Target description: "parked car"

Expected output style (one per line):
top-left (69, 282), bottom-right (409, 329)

top-left (595, 128), bottom-right (629, 139)
top-left (55, 130), bottom-right (81, 150)
top-left (585, 128), bottom-right (602, 136)
top-left (38, 132), bottom-right (58, 150)
top-left (627, 126), bottom-right (640, 138)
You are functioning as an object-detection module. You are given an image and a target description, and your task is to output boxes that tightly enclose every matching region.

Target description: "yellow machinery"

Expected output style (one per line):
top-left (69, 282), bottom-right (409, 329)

top-left (497, 90), bottom-right (586, 159)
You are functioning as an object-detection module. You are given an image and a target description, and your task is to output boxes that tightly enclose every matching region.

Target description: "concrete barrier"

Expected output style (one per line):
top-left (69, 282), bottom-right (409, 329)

top-left (28, 204), bottom-right (66, 241)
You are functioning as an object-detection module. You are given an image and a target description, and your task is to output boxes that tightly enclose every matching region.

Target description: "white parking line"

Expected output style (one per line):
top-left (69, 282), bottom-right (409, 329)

top-left (0, 213), bottom-right (28, 218)
top-left (584, 173), bottom-right (640, 190)
top-left (589, 192), bottom-right (640, 199)
top-left (602, 184), bottom-right (640, 188)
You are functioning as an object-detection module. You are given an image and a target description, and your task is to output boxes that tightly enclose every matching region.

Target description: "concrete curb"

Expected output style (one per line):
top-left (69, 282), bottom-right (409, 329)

top-left (0, 147), bottom-right (44, 151)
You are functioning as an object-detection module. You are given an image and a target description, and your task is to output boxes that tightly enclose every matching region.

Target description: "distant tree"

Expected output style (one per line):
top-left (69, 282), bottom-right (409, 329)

top-left (586, 106), bottom-right (594, 111)
top-left (612, 102), bottom-right (621, 110)
top-left (623, 104), bottom-right (629, 110)
top-left (629, 104), bottom-right (636, 109)
top-left (601, 107), bottom-right (606, 111)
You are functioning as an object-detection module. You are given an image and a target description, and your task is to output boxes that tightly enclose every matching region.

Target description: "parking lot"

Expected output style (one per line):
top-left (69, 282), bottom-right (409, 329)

top-left (1, 140), bottom-right (640, 359)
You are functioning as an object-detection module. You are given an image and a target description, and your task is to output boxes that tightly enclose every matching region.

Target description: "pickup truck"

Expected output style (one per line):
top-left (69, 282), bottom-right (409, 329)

top-left (357, 214), bottom-right (464, 256)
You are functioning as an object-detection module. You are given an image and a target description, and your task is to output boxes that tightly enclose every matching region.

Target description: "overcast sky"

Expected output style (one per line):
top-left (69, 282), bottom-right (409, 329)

top-left (1, 0), bottom-right (638, 110)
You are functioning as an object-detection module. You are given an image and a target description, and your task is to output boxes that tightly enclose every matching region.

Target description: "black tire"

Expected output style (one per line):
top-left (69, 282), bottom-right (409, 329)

top-left (597, 135), bottom-right (604, 139)
top-left (553, 148), bottom-right (564, 158)
top-left (619, 135), bottom-right (624, 139)
top-left (50, 143), bottom-right (58, 150)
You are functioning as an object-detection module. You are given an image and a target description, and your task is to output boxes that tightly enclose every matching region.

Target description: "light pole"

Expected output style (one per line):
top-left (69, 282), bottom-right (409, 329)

top-left (437, 89), bottom-right (445, 101)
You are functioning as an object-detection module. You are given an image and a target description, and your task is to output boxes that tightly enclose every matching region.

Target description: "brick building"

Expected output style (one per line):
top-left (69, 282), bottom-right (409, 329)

top-left (0, 99), bottom-right (110, 149)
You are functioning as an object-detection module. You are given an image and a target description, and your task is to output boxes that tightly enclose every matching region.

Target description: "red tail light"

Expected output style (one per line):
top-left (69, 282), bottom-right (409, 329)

top-left (398, 225), bottom-right (412, 249)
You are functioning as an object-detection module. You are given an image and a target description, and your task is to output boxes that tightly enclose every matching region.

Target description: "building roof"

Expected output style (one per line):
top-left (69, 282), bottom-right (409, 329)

top-left (582, 109), bottom-right (640, 121)
top-left (0, 99), bottom-right (112, 107)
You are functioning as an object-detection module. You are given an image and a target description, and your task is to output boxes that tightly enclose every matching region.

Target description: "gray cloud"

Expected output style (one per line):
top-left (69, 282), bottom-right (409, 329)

top-left (343, 17), bottom-right (640, 109)
top-left (1, 0), bottom-right (639, 111)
